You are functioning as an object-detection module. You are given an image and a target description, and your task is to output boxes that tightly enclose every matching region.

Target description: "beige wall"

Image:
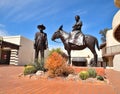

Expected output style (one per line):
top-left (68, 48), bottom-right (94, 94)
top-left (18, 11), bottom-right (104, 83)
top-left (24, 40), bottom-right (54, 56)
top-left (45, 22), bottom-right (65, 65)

top-left (3, 35), bottom-right (34, 65)
top-left (106, 9), bottom-right (120, 47)
top-left (113, 54), bottom-right (120, 71)
top-left (18, 36), bottom-right (34, 65)
top-left (3, 35), bottom-right (49, 65)
top-left (63, 48), bottom-right (102, 65)
top-left (112, 10), bottom-right (120, 30)
top-left (70, 49), bottom-right (102, 58)
top-left (106, 10), bottom-right (120, 47)
top-left (106, 29), bottom-right (120, 47)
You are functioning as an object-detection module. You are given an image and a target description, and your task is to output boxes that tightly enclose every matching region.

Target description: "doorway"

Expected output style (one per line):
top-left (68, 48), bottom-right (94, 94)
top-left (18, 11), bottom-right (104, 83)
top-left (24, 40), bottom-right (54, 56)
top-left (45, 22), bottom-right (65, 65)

top-left (0, 50), bottom-right (11, 65)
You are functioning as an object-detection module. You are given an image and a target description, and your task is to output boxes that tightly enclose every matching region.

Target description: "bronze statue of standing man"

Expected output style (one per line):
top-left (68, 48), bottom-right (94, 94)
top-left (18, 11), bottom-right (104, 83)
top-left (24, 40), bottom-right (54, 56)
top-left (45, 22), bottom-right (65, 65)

top-left (34, 24), bottom-right (48, 69)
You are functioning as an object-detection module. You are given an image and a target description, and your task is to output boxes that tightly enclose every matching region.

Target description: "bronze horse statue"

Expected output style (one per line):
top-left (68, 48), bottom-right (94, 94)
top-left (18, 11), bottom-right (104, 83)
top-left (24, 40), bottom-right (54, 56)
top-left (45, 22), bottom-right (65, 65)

top-left (51, 25), bottom-right (100, 66)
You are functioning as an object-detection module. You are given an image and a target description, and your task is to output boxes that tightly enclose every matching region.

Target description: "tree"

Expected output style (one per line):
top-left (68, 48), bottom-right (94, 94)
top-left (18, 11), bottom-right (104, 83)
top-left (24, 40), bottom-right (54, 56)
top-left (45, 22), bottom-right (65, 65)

top-left (99, 28), bottom-right (110, 43)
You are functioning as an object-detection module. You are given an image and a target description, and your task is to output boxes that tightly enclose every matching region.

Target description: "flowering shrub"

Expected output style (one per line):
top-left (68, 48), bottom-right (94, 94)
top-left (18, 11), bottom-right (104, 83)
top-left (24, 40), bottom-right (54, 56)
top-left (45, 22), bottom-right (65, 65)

top-left (45, 52), bottom-right (66, 70)
top-left (45, 52), bottom-right (74, 77)
top-left (45, 52), bottom-right (66, 77)
top-left (95, 68), bottom-right (105, 76)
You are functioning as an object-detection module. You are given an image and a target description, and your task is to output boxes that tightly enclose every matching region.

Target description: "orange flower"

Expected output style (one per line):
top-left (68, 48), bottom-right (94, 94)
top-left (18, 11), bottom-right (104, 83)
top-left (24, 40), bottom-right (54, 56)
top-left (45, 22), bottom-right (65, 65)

top-left (95, 68), bottom-right (105, 76)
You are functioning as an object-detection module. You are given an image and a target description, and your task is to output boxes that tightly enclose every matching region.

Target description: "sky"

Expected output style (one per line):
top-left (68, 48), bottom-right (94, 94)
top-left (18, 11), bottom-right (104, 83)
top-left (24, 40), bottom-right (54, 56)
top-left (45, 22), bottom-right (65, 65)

top-left (0, 0), bottom-right (119, 49)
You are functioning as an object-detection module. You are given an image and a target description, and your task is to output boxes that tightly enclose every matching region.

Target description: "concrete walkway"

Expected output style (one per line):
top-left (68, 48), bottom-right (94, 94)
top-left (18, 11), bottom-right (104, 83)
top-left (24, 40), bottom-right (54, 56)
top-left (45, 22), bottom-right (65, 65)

top-left (0, 65), bottom-right (119, 94)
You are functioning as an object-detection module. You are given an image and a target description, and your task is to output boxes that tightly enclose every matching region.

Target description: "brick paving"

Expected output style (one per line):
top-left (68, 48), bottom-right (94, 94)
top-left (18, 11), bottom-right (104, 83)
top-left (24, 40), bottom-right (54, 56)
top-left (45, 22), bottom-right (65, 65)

top-left (0, 65), bottom-right (119, 94)
top-left (106, 69), bottom-right (120, 94)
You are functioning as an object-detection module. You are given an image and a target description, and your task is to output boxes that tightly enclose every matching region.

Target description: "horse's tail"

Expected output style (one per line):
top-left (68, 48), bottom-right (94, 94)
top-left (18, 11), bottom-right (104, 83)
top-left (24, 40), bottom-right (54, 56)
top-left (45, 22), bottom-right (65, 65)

top-left (95, 38), bottom-right (100, 51)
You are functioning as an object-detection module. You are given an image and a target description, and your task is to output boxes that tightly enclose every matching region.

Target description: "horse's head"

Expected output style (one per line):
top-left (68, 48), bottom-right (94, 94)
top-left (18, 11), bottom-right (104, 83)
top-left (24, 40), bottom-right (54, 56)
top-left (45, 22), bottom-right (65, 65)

top-left (51, 25), bottom-right (63, 41)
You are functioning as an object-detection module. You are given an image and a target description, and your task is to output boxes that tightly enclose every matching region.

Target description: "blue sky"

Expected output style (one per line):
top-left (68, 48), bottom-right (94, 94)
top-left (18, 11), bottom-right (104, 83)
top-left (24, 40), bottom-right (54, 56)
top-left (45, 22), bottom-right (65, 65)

top-left (0, 0), bottom-right (119, 49)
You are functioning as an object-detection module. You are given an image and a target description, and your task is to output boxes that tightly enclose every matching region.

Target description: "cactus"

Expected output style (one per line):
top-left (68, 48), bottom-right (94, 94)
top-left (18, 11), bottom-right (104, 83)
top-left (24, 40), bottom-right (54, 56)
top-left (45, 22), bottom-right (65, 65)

top-left (87, 68), bottom-right (97, 78)
top-left (24, 65), bottom-right (37, 75)
top-left (96, 75), bottom-right (104, 81)
top-left (79, 71), bottom-right (89, 80)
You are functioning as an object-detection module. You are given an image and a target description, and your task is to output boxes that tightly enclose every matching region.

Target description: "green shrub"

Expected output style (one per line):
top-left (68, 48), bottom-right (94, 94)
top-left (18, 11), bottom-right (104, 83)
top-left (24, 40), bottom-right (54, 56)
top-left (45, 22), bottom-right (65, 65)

top-left (87, 68), bottom-right (97, 78)
top-left (24, 65), bottom-right (37, 75)
top-left (96, 75), bottom-right (104, 81)
top-left (49, 48), bottom-right (68, 61)
top-left (34, 61), bottom-right (44, 71)
top-left (79, 71), bottom-right (89, 80)
top-left (49, 48), bottom-right (62, 56)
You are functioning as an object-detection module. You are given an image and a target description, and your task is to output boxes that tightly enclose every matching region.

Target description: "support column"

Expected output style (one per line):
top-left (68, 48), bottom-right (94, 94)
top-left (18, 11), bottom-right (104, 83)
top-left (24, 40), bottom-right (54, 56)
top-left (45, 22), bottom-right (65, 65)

top-left (107, 56), bottom-right (114, 67)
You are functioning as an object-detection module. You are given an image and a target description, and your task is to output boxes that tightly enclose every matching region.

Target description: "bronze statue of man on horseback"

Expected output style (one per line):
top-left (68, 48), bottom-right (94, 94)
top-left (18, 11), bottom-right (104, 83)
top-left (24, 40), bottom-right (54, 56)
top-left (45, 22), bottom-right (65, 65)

top-left (69, 15), bottom-right (85, 46)
top-left (52, 15), bottom-right (100, 67)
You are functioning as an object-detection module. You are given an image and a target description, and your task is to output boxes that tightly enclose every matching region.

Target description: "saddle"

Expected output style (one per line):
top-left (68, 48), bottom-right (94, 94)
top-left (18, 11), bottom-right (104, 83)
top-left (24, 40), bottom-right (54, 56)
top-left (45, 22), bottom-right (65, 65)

top-left (68, 31), bottom-right (84, 46)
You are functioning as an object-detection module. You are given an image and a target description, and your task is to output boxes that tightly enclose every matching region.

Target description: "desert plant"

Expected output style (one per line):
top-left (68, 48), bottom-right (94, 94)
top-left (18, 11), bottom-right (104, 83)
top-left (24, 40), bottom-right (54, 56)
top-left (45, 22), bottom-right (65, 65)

top-left (96, 75), bottom-right (104, 81)
top-left (87, 68), bottom-right (97, 78)
top-left (62, 66), bottom-right (74, 76)
top-left (55, 65), bottom-right (74, 77)
top-left (79, 71), bottom-right (89, 80)
top-left (96, 68), bottom-right (105, 76)
top-left (34, 59), bottom-right (45, 71)
top-left (60, 52), bottom-right (68, 61)
top-left (49, 48), bottom-right (68, 61)
top-left (24, 65), bottom-right (37, 75)
top-left (49, 48), bottom-right (62, 55)
top-left (45, 52), bottom-right (66, 77)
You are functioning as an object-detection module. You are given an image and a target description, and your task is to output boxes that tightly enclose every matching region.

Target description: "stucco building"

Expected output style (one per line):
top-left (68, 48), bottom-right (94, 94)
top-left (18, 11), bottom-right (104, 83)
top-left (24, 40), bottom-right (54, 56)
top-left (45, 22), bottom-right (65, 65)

top-left (0, 35), bottom-right (49, 65)
top-left (100, 0), bottom-right (120, 71)
top-left (63, 48), bottom-right (102, 67)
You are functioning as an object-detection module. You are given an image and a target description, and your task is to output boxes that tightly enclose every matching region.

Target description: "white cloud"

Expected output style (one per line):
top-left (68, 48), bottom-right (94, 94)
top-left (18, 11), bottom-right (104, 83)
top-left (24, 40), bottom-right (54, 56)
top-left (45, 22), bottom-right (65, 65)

top-left (0, 0), bottom-right (64, 22)
top-left (4, 0), bottom-right (35, 20)
top-left (0, 24), bottom-right (8, 36)
top-left (0, 0), bottom-right (59, 22)
top-left (0, 29), bottom-right (9, 36)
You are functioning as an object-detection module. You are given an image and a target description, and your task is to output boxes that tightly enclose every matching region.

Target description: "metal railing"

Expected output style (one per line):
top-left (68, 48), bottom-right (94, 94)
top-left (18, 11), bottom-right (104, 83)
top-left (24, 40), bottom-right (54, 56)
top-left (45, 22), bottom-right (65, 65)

top-left (102, 44), bottom-right (120, 56)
